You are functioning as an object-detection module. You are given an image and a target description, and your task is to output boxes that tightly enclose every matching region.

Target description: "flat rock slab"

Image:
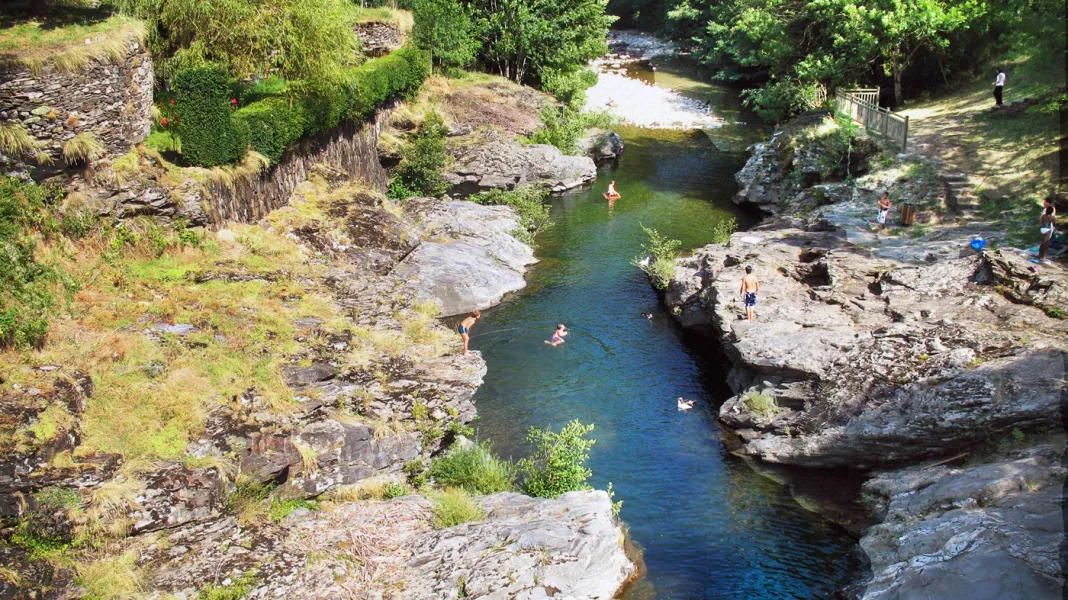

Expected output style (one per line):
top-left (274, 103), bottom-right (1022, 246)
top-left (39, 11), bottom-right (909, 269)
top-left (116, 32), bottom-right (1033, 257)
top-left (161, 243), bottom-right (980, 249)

top-left (395, 198), bottom-right (537, 316)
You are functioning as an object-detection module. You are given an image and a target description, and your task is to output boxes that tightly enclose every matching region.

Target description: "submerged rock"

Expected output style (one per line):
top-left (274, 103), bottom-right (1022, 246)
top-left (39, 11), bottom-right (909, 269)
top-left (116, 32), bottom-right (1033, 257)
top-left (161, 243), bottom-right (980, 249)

top-left (581, 130), bottom-right (625, 165)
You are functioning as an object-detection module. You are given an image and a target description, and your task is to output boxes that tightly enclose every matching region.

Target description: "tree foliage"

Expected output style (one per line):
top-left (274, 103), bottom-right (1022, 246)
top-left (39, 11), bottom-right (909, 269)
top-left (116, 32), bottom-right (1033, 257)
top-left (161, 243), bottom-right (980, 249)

top-left (608, 0), bottom-right (1053, 119)
top-left (112, 0), bottom-right (361, 81)
top-left (411, 0), bottom-right (481, 70)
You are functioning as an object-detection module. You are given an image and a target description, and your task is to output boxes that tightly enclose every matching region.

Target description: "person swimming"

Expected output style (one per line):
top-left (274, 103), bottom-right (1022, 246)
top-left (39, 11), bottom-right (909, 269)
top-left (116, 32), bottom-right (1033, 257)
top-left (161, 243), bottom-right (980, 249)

top-left (641, 312), bottom-right (653, 319)
top-left (544, 323), bottom-right (568, 347)
top-left (457, 310), bottom-right (480, 355)
top-left (604, 181), bottom-right (621, 200)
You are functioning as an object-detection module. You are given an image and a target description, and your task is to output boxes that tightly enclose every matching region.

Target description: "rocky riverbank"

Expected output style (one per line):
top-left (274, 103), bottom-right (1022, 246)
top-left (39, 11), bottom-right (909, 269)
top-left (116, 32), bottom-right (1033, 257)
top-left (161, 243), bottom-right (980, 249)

top-left (655, 113), bottom-right (1066, 598)
top-left (1, 173), bottom-right (632, 598)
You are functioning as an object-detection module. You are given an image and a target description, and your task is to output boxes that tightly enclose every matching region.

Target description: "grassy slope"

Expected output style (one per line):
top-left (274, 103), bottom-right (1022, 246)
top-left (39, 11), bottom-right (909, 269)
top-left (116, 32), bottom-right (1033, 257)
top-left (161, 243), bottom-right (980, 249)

top-left (900, 54), bottom-right (1062, 242)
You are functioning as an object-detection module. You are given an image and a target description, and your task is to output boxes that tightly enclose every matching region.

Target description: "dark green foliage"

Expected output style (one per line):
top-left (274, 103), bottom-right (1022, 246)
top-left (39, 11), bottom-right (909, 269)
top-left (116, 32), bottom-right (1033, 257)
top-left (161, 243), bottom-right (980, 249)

top-left (741, 80), bottom-right (807, 124)
top-left (231, 48), bottom-right (431, 164)
top-left (472, 186), bottom-right (551, 246)
top-left (391, 111), bottom-right (450, 198)
top-left (523, 105), bottom-right (616, 156)
top-left (518, 420), bottom-right (596, 498)
top-left (428, 442), bottom-right (516, 494)
top-left (173, 65), bottom-right (248, 167)
top-left (233, 97), bottom-right (306, 163)
top-left (0, 178), bottom-right (73, 350)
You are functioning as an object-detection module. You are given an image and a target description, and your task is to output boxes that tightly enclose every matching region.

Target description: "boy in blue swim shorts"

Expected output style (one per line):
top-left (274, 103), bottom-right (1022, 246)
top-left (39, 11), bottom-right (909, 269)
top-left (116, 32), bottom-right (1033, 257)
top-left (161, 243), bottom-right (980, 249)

top-left (739, 266), bottom-right (760, 322)
top-left (457, 310), bottom-right (480, 354)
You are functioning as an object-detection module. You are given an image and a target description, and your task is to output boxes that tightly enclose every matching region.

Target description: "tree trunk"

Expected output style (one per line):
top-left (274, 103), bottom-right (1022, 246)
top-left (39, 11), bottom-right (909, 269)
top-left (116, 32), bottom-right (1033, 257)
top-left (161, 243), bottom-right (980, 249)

top-left (894, 64), bottom-right (904, 107)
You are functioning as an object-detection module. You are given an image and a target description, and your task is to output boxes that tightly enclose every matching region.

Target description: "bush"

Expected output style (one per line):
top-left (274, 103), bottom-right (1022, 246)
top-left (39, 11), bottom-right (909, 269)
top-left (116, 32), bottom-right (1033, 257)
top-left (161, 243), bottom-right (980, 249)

top-left (710, 217), bottom-right (736, 244)
top-left (541, 67), bottom-right (598, 109)
top-left (428, 487), bottom-right (483, 528)
top-left (232, 48), bottom-right (431, 164)
top-left (233, 97), bottom-right (306, 163)
top-left (173, 65), bottom-right (248, 167)
top-left (633, 225), bottom-right (681, 290)
top-left (428, 442), bottom-right (516, 495)
top-left (518, 420), bottom-right (596, 498)
top-left (472, 186), bottom-right (551, 246)
top-left (524, 105), bottom-right (585, 155)
top-left (391, 110), bottom-right (449, 198)
top-left (742, 80), bottom-right (807, 124)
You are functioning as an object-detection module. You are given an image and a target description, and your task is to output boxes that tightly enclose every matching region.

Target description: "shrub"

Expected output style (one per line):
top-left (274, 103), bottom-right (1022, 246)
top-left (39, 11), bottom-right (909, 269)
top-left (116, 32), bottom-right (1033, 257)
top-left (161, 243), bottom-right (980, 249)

top-left (633, 225), bottom-right (681, 290)
top-left (173, 65), bottom-right (248, 167)
top-left (541, 67), bottom-right (598, 109)
top-left (428, 487), bottom-right (483, 528)
top-left (428, 442), bottom-right (516, 495)
top-left (472, 186), bottom-right (551, 246)
top-left (0, 122), bottom-right (47, 164)
top-left (710, 217), bottom-right (736, 244)
top-left (411, 0), bottom-right (480, 70)
top-left (518, 420), bottom-right (596, 498)
top-left (742, 80), bottom-right (807, 124)
top-left (524, 105), bottom-right (585, 155)
top-left (233, 97), bottom-right (305, 164)
top-left (391, 110), bottom-right (449, 198)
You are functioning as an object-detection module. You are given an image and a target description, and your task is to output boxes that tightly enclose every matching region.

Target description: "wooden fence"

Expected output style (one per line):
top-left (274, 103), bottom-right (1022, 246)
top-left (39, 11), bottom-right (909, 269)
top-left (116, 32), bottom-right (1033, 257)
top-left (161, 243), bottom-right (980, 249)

top-left (834, 87), bottom-right (909, 150)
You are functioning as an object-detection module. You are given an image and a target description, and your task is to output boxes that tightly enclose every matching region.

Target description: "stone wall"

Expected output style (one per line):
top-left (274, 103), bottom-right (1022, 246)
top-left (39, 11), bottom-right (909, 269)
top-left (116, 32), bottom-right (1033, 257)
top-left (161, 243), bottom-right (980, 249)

top-left (354, 22), bottom-right (404, 57)
top-left (0, 40), bottom-right (153, 168)
top-left (198, 106), bottom-right (392, 224)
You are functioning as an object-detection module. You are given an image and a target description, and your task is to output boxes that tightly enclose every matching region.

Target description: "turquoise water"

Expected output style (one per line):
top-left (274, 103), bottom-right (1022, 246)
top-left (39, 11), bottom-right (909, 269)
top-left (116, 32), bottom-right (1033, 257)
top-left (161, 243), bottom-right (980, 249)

top-left (467, 121), bottom-right (860, 599)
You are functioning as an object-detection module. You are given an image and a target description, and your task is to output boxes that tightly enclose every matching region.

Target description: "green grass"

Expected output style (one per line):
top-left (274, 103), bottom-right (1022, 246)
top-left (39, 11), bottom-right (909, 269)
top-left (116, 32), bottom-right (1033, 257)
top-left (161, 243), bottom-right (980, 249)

top-left (352, 7), bottom-right (414, 32)
top-left (742, 391), bottom-right (779, 418)
top-left (428, 487), bottom-right (483, 529)
top-left (428, 442), bottom-right (516, 495)
top-left (199, 571), bottom-right (258, 600)
top-left (267, 498), bottom-right (318, 523)
top-left (0, 15), bottom-right (144, 73)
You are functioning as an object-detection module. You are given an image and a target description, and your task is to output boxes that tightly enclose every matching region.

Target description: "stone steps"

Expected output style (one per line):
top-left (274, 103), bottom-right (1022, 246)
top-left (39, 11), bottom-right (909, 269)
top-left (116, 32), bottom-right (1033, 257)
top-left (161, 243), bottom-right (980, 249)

top-left (941, 172), bottom-right (980, 214)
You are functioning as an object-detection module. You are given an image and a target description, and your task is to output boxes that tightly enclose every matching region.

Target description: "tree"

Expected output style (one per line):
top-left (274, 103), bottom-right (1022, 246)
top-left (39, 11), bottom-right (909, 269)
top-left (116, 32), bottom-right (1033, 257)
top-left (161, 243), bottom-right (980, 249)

top-left (470, 0), bottom-right (616, 84)
top-left (410, 0), bottom-right (481, 70)
top-left (113, 0), bottom-right (361, 82)
top-left (873, 0), bottom-right (975, 105)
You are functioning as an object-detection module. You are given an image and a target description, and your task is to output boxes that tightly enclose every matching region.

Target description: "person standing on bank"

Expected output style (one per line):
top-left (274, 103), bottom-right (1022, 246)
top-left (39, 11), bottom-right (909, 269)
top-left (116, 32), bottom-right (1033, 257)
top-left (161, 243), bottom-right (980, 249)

top-left (877, 191), bottom-right (892, 229)
top-left (1039, 205), bottom-right (1055, 263)
top-left (994, 68), bottom-right (1006, 107)
top-left (739, 266), bottom-right (760, 322)
top-left (457, 310), bottom-right (480, 355)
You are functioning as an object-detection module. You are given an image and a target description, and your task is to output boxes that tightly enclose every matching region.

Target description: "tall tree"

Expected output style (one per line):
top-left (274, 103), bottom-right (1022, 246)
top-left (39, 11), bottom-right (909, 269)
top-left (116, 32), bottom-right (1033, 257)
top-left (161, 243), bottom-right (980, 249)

top-left (411, 0), bottom-right (481, 70)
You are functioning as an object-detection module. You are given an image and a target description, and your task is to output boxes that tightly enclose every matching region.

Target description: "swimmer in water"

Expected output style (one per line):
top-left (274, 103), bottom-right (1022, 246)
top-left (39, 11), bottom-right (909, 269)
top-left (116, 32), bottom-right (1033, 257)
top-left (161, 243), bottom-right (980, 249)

top-left (544, 323), bottom-right (568, 347)
top-left (604, 180), bottom-right (621, 200)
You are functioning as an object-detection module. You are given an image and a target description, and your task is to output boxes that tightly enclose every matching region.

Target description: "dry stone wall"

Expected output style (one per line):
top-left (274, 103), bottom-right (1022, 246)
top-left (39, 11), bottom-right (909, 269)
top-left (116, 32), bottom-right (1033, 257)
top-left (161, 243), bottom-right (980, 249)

top-left (0, 40), bottom-right (153, 168)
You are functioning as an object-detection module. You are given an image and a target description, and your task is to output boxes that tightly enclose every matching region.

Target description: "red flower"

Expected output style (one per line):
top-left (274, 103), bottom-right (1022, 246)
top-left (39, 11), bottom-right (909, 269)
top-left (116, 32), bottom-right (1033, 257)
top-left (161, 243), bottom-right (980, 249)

top-left (230, 98), bottom-right (238, 106)
top-left (160, 117), bottom-right (169, 126)
top-left (170, 99), bottom-right (176, 105)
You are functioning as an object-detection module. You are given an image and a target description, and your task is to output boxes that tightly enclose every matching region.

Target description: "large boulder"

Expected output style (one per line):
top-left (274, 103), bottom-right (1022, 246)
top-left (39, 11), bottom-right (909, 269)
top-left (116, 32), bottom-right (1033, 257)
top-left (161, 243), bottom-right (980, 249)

top-left (859, 446), bottom-right (1065, 600)
top-left (393, 197), bottom-right (537, 316)
top-left (580, 130), bottom-right (625, 165)
top-left (445, 129), bottom-right (596, 196)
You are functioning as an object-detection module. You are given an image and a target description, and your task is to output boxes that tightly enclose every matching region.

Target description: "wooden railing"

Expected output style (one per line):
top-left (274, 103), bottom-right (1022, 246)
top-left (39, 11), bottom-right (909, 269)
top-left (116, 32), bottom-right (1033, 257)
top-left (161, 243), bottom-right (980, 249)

top-left (835, 87), bottom-right (909, 150)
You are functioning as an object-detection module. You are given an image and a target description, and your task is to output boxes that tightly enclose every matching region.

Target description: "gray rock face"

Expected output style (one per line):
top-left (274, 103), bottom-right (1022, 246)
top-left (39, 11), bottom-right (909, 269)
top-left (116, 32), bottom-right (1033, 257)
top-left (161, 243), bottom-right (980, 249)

top-left (446, 129), bottom-right (596, 196)
top-left (145, 490), bottom-right (635, 600)
top-left (580, 130), bottom-right (625, 165)
top-left (859, 446), bottom-right (1065, 600)
top-left (394, 197), bottom-right (537, 316)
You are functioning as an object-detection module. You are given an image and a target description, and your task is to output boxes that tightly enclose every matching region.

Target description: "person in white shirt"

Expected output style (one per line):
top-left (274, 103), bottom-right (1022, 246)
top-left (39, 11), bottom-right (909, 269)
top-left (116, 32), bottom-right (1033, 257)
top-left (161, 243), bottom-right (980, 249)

top-left (994, 68), bottom-right (1006, 106)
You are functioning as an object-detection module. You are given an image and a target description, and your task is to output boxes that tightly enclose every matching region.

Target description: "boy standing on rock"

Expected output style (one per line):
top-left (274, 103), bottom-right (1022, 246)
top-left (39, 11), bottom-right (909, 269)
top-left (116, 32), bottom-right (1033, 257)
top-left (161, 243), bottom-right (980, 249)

top-left (877, 192), bottom-right (891, 229)
top-left (739, 266), bottom-right (760, 322)
top-left (458, 310), bottom-right (480, 355)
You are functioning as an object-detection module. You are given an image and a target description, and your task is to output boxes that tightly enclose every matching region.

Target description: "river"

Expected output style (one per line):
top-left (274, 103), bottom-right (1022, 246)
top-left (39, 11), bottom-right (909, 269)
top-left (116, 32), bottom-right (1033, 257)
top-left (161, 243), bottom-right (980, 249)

top-left (468, 59), bottom-right (861, 599)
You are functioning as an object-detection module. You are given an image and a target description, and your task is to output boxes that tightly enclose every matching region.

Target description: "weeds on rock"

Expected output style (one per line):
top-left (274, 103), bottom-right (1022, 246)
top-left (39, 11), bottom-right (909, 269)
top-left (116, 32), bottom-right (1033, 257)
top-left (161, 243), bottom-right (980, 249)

top-left (198, 570), bottom-right (258, 600)
top-left (472, 185), bottom-right (551, 246)
top-left (742, 391), bottom-right (780, 418)
top-left (633, 224), bottom-right (681, 290)
top-left (428, 487), bottom-right (483, 528)
top-left (267, 498), bottom-right (318, 522)
top-left (428, 442), bottom-right (516, 494)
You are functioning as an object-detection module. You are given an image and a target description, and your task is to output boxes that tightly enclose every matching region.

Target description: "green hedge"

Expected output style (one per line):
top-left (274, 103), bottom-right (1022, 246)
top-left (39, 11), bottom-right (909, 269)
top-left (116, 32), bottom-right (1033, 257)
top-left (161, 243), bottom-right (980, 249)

top-left (232, 47), bottom-right (430, 164)
top-left (173, 66), bottom-right (249, 167)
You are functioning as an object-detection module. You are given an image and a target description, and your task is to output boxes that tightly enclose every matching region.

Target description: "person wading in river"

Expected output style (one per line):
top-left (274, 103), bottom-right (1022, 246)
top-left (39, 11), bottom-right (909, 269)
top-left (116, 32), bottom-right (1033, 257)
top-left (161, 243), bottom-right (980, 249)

top-left (457, 310), bottom-right (480, 355)
top-left (739, 266), bottom-right (760, 322)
